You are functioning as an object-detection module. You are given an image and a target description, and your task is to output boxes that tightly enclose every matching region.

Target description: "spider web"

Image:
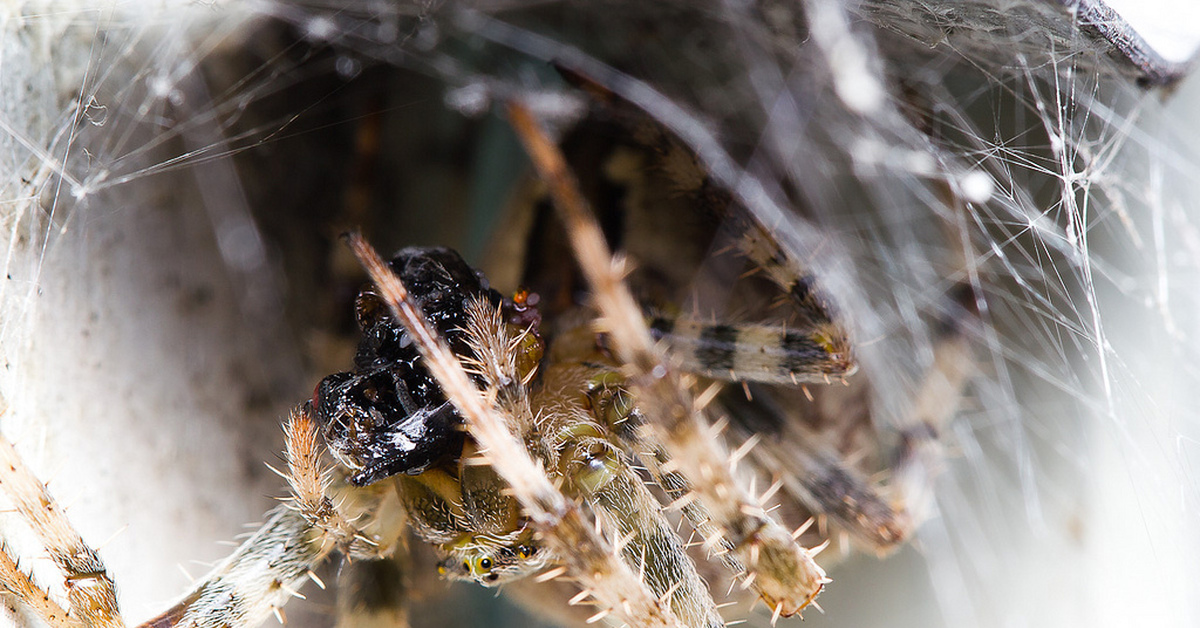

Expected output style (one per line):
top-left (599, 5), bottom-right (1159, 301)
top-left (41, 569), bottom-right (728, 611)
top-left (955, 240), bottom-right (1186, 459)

top-left (0, 1), bottom-right (1197, 627)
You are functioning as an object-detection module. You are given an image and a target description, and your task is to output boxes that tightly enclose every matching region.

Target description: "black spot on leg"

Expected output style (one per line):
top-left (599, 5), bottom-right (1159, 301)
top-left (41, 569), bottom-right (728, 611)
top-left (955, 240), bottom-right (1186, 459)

top-left (695, 325), bottom-right (738, 373)
top-left (780, 330), bottom-right (826, 374)
top-left (647, 316), bottom-right (676, 340)
top-left (787, 277), bottom-right (812, 304)
top-left (804, 462), bottom-right (906, 546)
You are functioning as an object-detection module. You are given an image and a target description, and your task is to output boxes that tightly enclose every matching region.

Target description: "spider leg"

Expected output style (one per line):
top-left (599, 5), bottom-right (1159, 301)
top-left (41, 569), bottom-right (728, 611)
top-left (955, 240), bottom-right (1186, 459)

top-left (734, 226), bottom-right (839, 330)
top-left (139, 407), bottom-right (376, 628)
top-left (507, 102), bottom-right (828, 618)
top-left (583, 367), bottom-right (896, 599)
top-left (740, 419), bottom-right (912, 553)
top-left (727, 223), bottom-right (977, 553)
top-left (137, 506), bottom-right (329, 628)
top-left (282, 408), bottom-right (368, 553)
top-left (0, 540), bottom-right (75, 628)
top-left (648, 317), bottom-right (855, 385)
top-left (734, 220), bottom-right (978, 554)
top-left (0, 433), bottom-right (123, 628)
top-left (346, 233), bottom-right (688, 628)
top-left (462, 300), bottom-right (723, 628)
top-left (686, 221), bottom-right (857, 385)
top-left (888, 283), bottom-right (977, 526)
top-left (703, 205), bottom-right (980, 554)
top-left (754, 283), bottom-right (976, 554)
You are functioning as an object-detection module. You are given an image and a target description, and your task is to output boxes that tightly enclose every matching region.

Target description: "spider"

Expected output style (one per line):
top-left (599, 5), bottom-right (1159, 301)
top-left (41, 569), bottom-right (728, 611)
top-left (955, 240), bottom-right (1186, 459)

top-left (0, 95), bottom-right (975, 628)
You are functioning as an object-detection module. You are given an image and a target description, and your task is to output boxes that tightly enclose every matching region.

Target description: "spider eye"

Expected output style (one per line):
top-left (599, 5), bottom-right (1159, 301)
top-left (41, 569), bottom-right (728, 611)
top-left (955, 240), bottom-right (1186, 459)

top-left (479, 557), bottom-right (493, 571)
top-left (516, 545), bottom-right (536, 559)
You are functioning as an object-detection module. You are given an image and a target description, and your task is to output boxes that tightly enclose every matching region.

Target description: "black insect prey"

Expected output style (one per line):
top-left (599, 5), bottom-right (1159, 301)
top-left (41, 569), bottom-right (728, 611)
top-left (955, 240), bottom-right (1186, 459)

top-left (313, 247), bottom-right (506, 486)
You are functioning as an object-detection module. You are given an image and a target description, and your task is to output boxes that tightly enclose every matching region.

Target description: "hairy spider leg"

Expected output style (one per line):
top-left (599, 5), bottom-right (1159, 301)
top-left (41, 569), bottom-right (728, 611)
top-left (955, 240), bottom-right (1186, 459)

top-left (460, 298), bottom-right (725, 628)
top-left (346, 233), bottom-right (689, 628)
top-left (0, 432), bottom-right (122, 628)
top-left (507, 101), bottom-right (829, 619)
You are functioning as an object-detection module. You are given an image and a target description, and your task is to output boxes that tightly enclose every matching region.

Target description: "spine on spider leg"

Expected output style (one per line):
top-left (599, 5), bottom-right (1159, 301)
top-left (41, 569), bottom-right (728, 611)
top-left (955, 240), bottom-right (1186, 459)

top-left (138, 507), bottom-right (333, 628)
top-left (0, 434), bottom-right (123, 628)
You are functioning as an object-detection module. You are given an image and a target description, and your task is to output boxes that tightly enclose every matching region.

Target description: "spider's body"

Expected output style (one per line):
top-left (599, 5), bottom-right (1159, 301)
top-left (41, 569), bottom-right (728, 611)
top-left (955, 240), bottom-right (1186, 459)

top-left (313, 244), bottom-right (726, 627)
top-left (0, 99), bottom-right (973, 628)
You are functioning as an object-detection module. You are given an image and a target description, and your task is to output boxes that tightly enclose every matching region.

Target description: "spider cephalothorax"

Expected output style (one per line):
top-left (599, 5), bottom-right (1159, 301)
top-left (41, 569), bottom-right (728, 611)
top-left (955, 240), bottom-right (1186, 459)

top-left (0, 98), bottom-right (973, 628)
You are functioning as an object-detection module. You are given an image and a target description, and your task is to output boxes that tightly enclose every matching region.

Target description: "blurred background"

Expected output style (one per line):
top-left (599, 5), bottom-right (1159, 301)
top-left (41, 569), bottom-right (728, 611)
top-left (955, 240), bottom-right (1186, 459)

top-left (1, 1), bottom-right (1198, 627)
